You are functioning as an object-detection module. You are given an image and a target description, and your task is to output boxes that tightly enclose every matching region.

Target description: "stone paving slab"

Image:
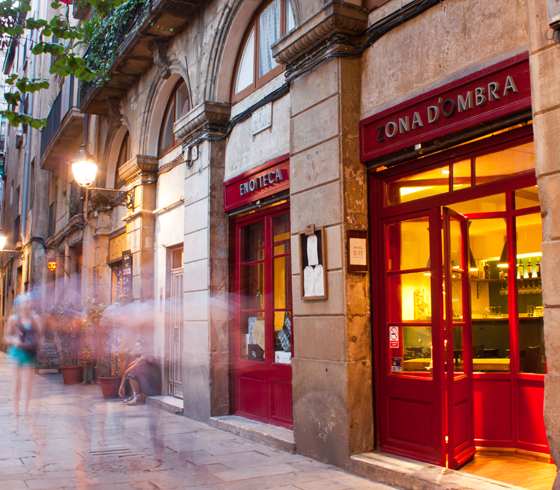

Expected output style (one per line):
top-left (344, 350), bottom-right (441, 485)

top-left (0, 352), bottom-right (396, 490)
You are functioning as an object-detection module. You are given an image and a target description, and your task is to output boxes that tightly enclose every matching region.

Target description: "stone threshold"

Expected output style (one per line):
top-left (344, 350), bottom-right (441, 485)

top-left (146, 395), bottom-right (183, 415)
top-left (349, 452), bottom-right (527, 490)
top-left (208, 415), bottom-right (295, 453)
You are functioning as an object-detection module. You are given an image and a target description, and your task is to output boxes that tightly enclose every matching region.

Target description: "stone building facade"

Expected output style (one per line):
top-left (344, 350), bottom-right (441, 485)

top-left (2, 0), bottom-right (560, 486)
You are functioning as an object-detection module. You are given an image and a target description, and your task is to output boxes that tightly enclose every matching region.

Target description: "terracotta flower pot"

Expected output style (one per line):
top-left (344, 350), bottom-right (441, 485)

top-left (99, 376), bottom-right (122, 399)
top-left (60, 365), bottom-right (83, 385)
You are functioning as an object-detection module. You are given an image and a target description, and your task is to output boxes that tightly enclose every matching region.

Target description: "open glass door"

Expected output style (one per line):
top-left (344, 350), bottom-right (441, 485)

top-left (442, 207), bottom-right (475, 468)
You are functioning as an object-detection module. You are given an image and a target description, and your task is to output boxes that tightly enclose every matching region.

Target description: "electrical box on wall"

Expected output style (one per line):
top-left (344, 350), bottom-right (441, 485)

top-left (549, 0), bottom-right (560, 30)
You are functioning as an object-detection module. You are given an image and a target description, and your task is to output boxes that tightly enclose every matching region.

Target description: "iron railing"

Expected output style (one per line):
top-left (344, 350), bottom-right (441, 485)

top-left (79, 1), bottom-right (152, 107)
top-left (40, 75), bottom-right (75, 161)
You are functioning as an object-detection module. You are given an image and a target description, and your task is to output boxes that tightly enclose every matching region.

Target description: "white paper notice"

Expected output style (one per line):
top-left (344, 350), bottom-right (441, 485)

top-left (307, 234), bottom-right (319, 266)
top-left (252, 318), bottom-right (265, 350)
top-left (304, 266), bottom-right (315, 297)
top-left (313, 265), bottom-right (324, 296)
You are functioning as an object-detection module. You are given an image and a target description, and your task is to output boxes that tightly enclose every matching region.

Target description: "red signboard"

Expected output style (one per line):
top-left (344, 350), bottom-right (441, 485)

top-left (223, 154), bottom-right (290, 211)
top-left (360, 52), bottom-right (531, 163)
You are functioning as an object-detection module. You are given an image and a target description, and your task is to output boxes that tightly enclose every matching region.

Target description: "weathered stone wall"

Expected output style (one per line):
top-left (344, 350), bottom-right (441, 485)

top-left (289, 55), bottom-right (372, 467)
top-left (362, 0), bottom-right (529, 118)
top-left (526, 0), bottom-right (560, 487)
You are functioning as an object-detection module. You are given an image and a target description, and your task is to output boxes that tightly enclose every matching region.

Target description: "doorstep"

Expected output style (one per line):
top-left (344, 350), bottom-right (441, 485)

top-left (146, 395), bottom-right (183, 415)
top-left (349, 452), bottom-right (527, 490)
top-left (208, 415), bottom-right (295, 453)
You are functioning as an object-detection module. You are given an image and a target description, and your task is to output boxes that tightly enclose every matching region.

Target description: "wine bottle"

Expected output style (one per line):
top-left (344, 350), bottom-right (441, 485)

top-left (483, 262), bottom-right (490, 279)
top-left (527, 259), bottom-right (533, 278)
top-left (518, 260), bottom-right (524, 279)
top-left (536, 259), bottom-right (541, 278)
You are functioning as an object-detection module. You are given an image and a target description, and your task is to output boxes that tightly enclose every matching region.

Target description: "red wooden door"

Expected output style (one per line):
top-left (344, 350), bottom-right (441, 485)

top-left (442, 208), bottom-right (476, 468)
top-left (231, 204), bottom-right (293, 427)
top-left (380, 208), bottom-right (445, 465)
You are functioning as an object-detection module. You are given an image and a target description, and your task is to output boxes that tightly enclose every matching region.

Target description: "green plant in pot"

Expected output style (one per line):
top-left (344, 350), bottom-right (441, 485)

top-left (90, 300), bottom-right (122, 399)
top-left (52, 301), bottom-right (84, 384)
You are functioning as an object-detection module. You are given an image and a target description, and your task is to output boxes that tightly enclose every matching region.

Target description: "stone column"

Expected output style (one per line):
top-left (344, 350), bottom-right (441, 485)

top-left (119, 156), bottom-right (158, 304)
top-left (527, 1), bottom-right (560, 486)
top-left (175, 101), bottom-right (231, 421)
top-left (274, 1), bottom-right (373, 468)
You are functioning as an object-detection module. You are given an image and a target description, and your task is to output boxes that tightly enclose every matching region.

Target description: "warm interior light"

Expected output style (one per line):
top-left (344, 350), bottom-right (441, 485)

top-left (0, 235), bottom-right (7, 251)
top-left (497, 240), bottom-right (508, 268)
top-left (71, 147), bottom-right (97, 187)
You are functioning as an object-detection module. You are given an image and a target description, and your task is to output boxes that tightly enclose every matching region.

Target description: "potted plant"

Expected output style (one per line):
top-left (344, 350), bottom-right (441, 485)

top-left (91, 300), bottom-right (122, 399)
top-left (52, 301), bottom-right (84, 384)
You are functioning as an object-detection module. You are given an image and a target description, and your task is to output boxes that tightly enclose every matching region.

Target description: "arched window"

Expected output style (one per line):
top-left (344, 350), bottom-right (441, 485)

top-left (159, 79), bottom-right (190, 156)
top-left (232, 0), bottom-right (295, 102)
top-left (115, 131), bottom-right (130, 189)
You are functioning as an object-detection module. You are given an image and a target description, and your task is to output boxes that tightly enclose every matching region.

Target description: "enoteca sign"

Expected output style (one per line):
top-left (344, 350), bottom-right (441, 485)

top-left (360, 52), bottom-right (531, 163)
top-left (224, 154), bottom-right (289, 211)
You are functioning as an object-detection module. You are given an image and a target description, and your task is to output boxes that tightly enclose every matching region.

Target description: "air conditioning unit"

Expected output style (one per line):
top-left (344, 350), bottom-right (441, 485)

top-left (15, 131), bottom-right (23, 149)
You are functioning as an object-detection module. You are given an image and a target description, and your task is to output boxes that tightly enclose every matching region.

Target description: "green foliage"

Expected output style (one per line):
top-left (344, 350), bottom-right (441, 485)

top-left (1, 0), bottom-right (131, 128)
top-left (80, 0), bottom-right (150, 82)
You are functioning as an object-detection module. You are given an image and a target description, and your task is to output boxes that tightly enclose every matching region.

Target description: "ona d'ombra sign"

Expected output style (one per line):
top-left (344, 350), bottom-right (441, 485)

top-left (360, 53), bottom-right (531, 162)
top-left (224, 154), bottom-right (290, 211)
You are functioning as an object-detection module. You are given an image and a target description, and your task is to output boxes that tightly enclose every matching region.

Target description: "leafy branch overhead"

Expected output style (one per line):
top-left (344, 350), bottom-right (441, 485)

top-left (1, 0), bottom-right (132, 128)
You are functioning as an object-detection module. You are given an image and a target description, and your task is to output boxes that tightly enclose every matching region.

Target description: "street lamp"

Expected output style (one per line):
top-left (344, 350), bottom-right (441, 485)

top-left (70, 146), bottom-right (130, 227)
top-left (0, 234), bottom-right (23, 255)
top-left (70, 146), bottom-right (98, 188)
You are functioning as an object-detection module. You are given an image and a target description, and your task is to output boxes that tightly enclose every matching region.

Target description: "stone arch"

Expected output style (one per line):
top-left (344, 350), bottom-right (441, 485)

top-left (208, 0), bottom-right (302, 103)
top-left (105, 123), bottom-right (130, 189)
top-left (140, 63), bottom-right (191, 156)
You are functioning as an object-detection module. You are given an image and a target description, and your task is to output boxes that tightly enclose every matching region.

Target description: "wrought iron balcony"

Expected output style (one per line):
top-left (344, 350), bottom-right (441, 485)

top-left (40, 76), bottom-right (84, 171)
top-left (79, 0), bottom-right (204, 115)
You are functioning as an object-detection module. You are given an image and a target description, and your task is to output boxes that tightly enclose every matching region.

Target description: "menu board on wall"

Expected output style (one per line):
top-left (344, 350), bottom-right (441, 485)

top-left (299, 225), bottom-right (327, 301)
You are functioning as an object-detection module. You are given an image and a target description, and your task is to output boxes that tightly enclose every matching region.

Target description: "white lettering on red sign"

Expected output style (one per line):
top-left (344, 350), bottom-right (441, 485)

top-left (389, 326), bottom-right (399, 348)
top-left (239, 169), bottom-right (284, 196)
top-left (376, 75), bottom-right (519, 143)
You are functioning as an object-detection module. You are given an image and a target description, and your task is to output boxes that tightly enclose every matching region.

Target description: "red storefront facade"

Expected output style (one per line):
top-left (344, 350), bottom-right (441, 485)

top-left (361, 54), bottom-right (548, 468)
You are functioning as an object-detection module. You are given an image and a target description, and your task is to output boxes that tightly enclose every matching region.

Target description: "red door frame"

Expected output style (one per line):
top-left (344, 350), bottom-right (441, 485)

top-left (230, 202), bottom-right (293, 428)
top-left (370, 125), bottom-right (548, 464)
top-left (443, 208), bottom-right (476, 468)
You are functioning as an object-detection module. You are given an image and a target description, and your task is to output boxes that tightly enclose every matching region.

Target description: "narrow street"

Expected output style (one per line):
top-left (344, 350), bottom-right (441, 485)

top-left (0, 353), bottom-right (396, 490)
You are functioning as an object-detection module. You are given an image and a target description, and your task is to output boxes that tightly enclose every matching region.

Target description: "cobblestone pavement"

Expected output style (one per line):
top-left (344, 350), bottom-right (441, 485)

top-left (0, 353), bottom-right (397, 490)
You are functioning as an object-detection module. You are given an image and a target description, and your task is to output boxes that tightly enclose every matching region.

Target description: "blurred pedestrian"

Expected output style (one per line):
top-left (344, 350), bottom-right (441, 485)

top-left (118, 339), bottom-right (161, 405)
top-left (3, 293), bottom-right (41, 430)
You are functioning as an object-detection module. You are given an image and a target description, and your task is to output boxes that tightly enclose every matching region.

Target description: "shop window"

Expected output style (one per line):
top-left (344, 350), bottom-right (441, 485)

top-left (515, 213), bottom-right (544, 373)
top-left (111, 264), bottom-right (123, 303)
top-left (514, 185), bottom-right (539, 210)
top-left (115, 131), bottom-right (130, 189)
top-left (385, 142), bottom-right (535, 206)
top-left (232, 0), bottom-right (295, 102)
top-left (158, 80), bottom-right (190, 157)
top-left (475, 142), bottom-right (534, 186)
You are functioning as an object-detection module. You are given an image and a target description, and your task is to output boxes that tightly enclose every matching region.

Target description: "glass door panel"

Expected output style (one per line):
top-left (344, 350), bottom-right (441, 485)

top-left (443, 207), bottom-right (475, 469)
top-left (272, 213), bottom-right (292, 365)
top-left (515, 213), bottom-right (545, 373)
top-left (386, 218), bottom-right (431, 271)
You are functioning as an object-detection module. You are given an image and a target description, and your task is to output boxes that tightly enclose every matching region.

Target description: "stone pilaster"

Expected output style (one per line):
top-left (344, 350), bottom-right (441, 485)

top-left (274, 1), bottom-right (372, 468)
top-left (175, 101), bottom-right (231, 421)
top-left (526, 1), bottom-right (560, 487)
top-left (119, 155), bottom-right (158, 303)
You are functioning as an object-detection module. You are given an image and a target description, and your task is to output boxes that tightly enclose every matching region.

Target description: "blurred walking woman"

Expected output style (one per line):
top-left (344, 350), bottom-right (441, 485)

top-left (3, 293), bottom-right (41, 429)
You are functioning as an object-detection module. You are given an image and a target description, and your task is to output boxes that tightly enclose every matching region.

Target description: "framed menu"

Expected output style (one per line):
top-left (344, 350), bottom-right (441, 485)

top-left (347, 230), bottom-right (368, 273)
top-left (299, 225), bottom-right (327, 301)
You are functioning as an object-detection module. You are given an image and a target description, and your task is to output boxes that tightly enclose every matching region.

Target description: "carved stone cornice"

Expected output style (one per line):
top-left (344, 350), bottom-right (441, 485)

top-left (118, 155), bottom-right (158, 184)
top-left (272, 0), bottom-right (367, 68)
top-left (174, 101), bottom-right (231, 142)
top-left (151, 41), bottom-right (171, 79)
